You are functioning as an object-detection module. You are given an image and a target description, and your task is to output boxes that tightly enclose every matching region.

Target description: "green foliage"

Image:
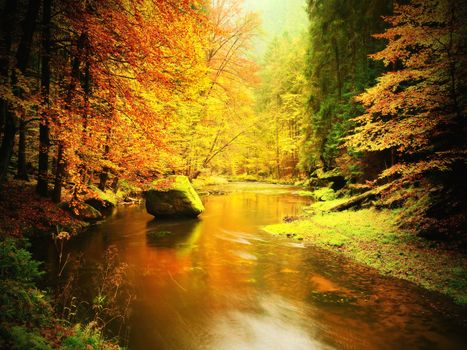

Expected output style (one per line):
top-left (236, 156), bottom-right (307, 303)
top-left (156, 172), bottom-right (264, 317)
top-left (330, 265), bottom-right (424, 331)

top-left (311, 187), bottom-right (336, 201)
top-left (0, 239), bottom-right (123, 349)
top-left (7, 326), bottom-right (52, 350)
top-left (244, 32), bottom-right (309, 178)
top-left (62, 323), bottom-right (117, 350)
top-left (303, 0), bottom-right (390, 173)
top-left (0, 239), bottom-right (51, 325)
top-left (0, 239), bottom-right (43, 284)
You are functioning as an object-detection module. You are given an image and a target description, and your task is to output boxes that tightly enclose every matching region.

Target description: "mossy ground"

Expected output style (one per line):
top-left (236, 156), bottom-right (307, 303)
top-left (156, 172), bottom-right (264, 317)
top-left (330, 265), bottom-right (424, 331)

top-left (264, 206), bottom-right (467, 305)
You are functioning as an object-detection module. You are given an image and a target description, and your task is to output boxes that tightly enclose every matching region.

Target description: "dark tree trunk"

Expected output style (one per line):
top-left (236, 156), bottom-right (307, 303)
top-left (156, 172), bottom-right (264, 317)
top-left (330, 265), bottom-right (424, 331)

top-left (98, 140), bottom-right (110, 191)
top-left (0, 0), bottom-right (40, 183)
top-left (52, 143), bottom-right (64, 203)
top-left (332, 37), bottom-right (342, 101)
top-left (0, 117), bottom-right (16, 182)
top-left (52, 33), bottom-right (83, 200)
top-left (0, 0), bottom-right (18, 183)
top-left (16, 119), bottom-right (29, 180)
top-left (111, 176), bottom-right (119, 193)
top-left (37, 0), bottom-right (52, 196)
top-left (99, 171), bottom-right (108, 191)
top-left (0, 0), bottom-right (17, 141)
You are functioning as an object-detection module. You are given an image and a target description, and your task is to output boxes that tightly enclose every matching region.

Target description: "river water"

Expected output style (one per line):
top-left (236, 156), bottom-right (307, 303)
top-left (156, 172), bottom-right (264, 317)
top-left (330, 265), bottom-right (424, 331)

top-left (38, 183), bottom-right (466, 349)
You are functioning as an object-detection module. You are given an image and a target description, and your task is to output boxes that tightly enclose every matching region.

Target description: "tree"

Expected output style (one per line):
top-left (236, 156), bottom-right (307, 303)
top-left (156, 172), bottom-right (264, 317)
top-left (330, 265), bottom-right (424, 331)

top-left (170, 0), bottom-right (260, 178)
top-left (346, 0), bottom-right (467, 235)
top-left (247, 32), bottom-right (309, 178)
top-left (0, 0), bottom-right (41, 183)
top-left (302, 0), bottom-right (392, 177)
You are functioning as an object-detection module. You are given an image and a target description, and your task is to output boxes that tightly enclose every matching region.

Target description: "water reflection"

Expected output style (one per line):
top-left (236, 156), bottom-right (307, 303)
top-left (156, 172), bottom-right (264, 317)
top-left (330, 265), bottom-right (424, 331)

top-left (41, 183), bottom-right (467, 350)
top-left (146, 218), bottom-right (202, 252)
top-left (210, 295), bottom-right (331, 350)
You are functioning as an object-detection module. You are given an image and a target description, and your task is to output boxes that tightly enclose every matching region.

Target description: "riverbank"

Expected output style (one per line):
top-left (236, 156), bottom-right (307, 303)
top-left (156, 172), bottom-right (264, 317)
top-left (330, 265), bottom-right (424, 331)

top-left (0, 238), bottom-right (121, 350)
top-left (264, 199), bottom-right (467, 305)
top-left (0, 181), bottom-right (141, 350)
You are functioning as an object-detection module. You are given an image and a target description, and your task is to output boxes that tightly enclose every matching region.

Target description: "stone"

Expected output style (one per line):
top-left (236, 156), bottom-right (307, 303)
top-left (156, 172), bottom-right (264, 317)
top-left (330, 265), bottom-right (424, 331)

top-left (84, 186), bottom-right (118, 215)
top-left (60, 202), bottom-right (103, 222)
top-left (145, 175), bottom-right (204, 218)
top-left (311, 187), bottom-right (337, 201)
top-left (310, 168), bottom-right (347, 191)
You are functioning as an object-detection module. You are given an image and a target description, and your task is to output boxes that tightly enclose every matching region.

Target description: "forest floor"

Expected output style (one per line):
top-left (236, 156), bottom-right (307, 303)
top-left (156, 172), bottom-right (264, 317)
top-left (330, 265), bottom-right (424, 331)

top-left (0, 181), bottom-right (88, 238)
top-left (264, 198), bottom-right (467, 305)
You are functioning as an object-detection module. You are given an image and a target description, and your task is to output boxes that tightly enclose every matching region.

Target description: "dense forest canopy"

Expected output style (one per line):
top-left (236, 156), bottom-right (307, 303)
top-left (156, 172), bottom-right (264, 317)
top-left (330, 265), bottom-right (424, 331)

top-left (1, 0), bottom-right (466, 349)
top-left (0, 0), bottom-right (465, 234)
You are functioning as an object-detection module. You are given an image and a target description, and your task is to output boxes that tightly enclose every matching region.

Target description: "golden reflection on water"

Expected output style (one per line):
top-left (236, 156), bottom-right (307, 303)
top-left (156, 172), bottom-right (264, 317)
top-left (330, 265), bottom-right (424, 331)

top-left (58, 183), bottom-right (466, 350)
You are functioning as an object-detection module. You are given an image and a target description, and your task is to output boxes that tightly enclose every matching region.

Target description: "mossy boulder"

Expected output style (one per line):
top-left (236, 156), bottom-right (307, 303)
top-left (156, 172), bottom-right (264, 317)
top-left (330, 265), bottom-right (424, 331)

top-left (60, 202), bottom-right (103, 222)
top-left (312, 187), bottom-right (337, 201)
top-left (309, 168), bottom-right (347, 191)
top-left (145, 176), bottom-right (204, 218)
top-left (84, 186), bottom-right (118, 213)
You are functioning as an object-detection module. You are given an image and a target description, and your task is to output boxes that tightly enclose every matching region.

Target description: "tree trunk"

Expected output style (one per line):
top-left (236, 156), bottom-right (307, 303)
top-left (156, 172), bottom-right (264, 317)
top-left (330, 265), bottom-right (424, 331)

top-left (52, 143), bottom-right (64, 203)
top-left (0, 115), bottom-right (16, 182)
top-left (332, 37), bottom-right (342, 101)
top-left (98, 171), bottom-right (108, 191)
top-left (16, 119), bottom-right (29, 180)
top-left (0, 0), bottom-right (40, 183)
top-left (37, 0), bottom-right (52, 196)
top-left (52, 33), bottom-right (83, 200)
top-left (111, 176), bottom-right (119, 193)
top-left (0, 0), bottom-right (17, 144)
top-left (329, 184), bottom-right (390, 212)
top-left (275, 113), bottom-right (280, 179)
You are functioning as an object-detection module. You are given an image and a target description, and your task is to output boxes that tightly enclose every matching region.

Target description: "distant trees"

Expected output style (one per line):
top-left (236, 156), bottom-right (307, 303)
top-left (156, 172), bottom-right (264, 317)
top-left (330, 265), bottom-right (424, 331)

top-left (170, 0), bottom-right (260, 179)
top-left (245, 33), bottom-right (309, 179)
top-left (303, 0), bottom-right (392, 178)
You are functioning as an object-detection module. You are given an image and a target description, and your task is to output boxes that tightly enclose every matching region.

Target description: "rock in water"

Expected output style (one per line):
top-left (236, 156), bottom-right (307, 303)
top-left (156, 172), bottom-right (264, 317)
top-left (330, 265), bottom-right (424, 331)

top-left (60, 202), bottom-right (103, 222)
top-left (145, 175), bottom-right (204, 218)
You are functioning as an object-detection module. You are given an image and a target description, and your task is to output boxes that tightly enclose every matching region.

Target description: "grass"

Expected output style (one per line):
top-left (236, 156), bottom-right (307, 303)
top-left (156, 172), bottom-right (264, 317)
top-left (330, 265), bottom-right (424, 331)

top-left (264, 207), bottom-right (467, 305)
top-left (192, 175), bottom-right (229, 189)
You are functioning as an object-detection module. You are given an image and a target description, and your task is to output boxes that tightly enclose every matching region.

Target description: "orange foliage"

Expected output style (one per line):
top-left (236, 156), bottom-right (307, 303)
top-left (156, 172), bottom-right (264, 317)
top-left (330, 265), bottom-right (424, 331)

top-left (346, 0), bottom-right (466, 181)
top-left (46, 0), bottom-right (209, 191)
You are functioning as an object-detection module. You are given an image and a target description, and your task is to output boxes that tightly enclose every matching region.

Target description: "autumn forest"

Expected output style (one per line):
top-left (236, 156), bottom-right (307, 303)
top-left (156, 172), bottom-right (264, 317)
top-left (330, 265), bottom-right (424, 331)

top-left (1, 0), bottom-right (466, 349)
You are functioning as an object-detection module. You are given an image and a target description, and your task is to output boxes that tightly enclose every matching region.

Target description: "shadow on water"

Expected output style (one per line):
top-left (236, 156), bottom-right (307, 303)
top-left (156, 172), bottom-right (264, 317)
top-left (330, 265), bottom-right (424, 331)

top-left (145, 218), bottom-right (202, 250)
top-left (35, 182), bottom-right (467, 350)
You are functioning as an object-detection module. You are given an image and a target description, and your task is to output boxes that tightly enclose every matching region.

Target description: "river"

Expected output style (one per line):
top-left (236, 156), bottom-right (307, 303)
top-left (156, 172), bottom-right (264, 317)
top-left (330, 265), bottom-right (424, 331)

top-left (37, 182), bottom-right (466, 349)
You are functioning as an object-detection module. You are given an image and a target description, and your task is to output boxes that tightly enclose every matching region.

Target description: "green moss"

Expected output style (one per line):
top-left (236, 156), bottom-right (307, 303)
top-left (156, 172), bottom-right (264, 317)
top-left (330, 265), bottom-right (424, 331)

top-left (264, 208), bottom-right (467, 305)
top-left (192, 176), bottom-right (229, 189)
top-left (311, 187), bottom-right (337, 201)
top-left (172, 176), bottom-right (205, 214)
top-left (147, 176), bottom-right (204, 218)
top-left (87, 185), bottom-right (118, 206)
top-left (118, 179), bottom-right (142, 195)
top-left (294, 190), bottom-right (315, 197)
top-left (304, 197), bottom-right (348, 213)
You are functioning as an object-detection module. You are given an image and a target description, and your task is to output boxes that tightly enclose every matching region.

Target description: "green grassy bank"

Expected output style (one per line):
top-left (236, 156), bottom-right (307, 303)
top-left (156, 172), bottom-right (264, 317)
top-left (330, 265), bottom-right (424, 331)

top-left (264, 200), bottom-right (467, 305)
